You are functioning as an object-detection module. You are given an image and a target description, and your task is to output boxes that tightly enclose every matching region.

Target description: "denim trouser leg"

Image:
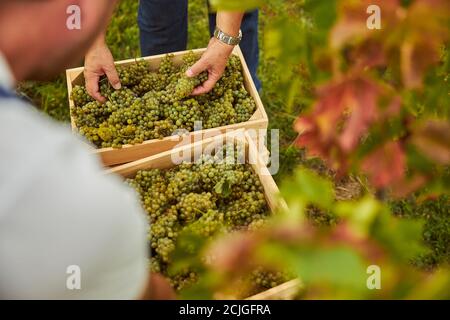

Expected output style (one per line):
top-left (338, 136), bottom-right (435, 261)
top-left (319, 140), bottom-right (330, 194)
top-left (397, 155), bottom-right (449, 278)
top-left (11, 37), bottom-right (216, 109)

top-left (208, 10), bottom-right (261, 91)
top-left (138, 0), bottom-right (261, 91)
top-left (138, 0), bottom-right (188, 56)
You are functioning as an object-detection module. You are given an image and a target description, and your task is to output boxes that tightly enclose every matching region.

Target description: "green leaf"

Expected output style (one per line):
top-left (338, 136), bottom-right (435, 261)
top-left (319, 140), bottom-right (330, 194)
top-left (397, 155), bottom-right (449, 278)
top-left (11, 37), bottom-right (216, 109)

top-left (373, 213), bottom-right (427, 263)
top-left (209, 0), bottom-right (264, 11)
top-left (296, 247), bottom-right (367, 289)
top-left (304, 0), bottom-right (337, 31)
top-left (169, 232), bottom-right (207, 275)
top-left (214, 179), bottom-right (231, 197)
top-left (179, 273), bottom-right (223, 300)
top-left (334, 196), bottom-right (381, 237)
top-left (282, 168), bottom-right (335, 210)
top-left (259, 243), bottom-right (367, 291)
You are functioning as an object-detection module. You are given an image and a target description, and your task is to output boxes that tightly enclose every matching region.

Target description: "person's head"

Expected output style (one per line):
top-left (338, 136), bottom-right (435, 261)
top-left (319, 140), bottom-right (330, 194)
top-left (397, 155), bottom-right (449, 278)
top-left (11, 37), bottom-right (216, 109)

top-left (0, 0), bottom-right (117, 82)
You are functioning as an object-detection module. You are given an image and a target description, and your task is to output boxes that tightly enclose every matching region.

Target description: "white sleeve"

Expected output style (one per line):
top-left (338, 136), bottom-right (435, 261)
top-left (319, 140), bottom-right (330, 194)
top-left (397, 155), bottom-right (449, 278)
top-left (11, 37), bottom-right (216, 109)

top-left (0, 104), bottom-right (149, 299)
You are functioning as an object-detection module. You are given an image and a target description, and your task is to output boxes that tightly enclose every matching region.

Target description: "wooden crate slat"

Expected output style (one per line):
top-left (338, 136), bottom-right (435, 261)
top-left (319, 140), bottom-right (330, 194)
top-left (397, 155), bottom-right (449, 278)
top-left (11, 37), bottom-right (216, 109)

top-left (246, 279), bottom-right (303, 300)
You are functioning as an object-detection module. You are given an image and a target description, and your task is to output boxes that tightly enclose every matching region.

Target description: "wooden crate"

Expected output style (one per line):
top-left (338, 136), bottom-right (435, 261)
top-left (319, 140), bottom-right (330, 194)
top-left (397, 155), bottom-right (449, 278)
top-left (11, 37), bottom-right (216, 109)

top-left (108, 131), bottom-right (300, 299)
top-left (66, 47), bottom-right (268, 166)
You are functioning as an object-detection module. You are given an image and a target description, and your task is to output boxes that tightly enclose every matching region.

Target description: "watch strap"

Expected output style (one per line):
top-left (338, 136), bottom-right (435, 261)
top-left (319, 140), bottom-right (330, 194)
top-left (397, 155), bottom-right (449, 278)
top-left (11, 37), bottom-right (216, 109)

top-left (214, 27), bottom-right (242, 46)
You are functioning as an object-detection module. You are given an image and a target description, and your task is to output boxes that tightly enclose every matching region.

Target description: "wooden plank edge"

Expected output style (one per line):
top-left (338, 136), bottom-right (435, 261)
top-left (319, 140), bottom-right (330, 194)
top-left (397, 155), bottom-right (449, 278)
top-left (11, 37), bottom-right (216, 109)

top-left (245, 279), bottom-right (303, 300)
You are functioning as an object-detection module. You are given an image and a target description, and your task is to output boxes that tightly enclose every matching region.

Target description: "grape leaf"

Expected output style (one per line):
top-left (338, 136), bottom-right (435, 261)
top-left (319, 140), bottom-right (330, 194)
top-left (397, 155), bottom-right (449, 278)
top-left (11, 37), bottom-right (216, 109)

top-left (209, 0), bottom-right (264, 11)
top-left (361, 141), bottom-right (406, 189)
top-left (214, 179), bottom-right (230, 197)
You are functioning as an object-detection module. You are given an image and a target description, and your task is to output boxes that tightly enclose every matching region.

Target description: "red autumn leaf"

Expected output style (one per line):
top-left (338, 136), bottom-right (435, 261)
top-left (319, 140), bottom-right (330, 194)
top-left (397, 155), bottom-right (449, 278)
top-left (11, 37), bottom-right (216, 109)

top-left (362, 141), bottom-right (406, 189)
top-left (206, 232), bottom-right (260, 273)
top-left (398, 0), bottom-right (449, 89)
top-left (295, 0), bottom-right (447, 191)
top-left (350, 38), bottom-right (386, 70)
top-left (295, 74), bottom-right (381, 161)
top-left (330, 223), bottom-right (385, 262)
top-left (392, 174), bottom-right (427, 198)
top-left (338, 77), bottom-right (379, 152)
top-left (330, 0), bottom-right (400, 49)
top-left (411, 120), bottom-right (450, 165)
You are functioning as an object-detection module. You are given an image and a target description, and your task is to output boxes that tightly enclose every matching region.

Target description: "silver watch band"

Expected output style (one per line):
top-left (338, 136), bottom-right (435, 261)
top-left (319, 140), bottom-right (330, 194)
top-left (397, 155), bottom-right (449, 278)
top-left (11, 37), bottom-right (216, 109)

top-left (214, 27), bottom-right (242, 46)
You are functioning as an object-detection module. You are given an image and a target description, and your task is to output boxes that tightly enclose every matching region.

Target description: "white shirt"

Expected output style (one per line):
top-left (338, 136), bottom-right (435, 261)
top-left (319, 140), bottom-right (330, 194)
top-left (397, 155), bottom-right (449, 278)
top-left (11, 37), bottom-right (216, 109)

top-left (0, 53), bottom-right (149, 299)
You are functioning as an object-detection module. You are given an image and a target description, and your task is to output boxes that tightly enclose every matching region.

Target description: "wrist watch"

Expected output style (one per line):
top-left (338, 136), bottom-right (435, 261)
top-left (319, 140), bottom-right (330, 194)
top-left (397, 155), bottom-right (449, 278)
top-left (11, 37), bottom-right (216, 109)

top-left (214, 27), bottom-right (242, 46)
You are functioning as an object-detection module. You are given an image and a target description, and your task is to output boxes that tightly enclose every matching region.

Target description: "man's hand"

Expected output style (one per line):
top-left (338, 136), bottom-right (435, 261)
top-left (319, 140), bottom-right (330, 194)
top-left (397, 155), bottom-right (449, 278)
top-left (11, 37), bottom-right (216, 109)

top-left (185, 37), bottom-right (234, 96)
top-left (84, 41), bottom-right (121, 102)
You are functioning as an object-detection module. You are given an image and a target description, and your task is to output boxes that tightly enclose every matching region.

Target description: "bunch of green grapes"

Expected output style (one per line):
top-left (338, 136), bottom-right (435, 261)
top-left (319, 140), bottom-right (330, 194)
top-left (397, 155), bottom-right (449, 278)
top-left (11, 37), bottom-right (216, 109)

top-left (158, 53), bottom-right (177, 85)
top-left (222, 191), bottom-right (267, 228)
top-left (177, 192), bottom-right (216, 221)
top-left (117, 59), bottom-right (150, 86)
top-left (70, 85), bottom-right (93, 107)
top-left (204, 90), bottom-right (236, 128)
top-left (131, 169), bottom-right (169, 221)
top-left (72, 52), bottom-right (257, 149)
top-left (247, 216), bottom-right (270, 231)
top-left (72, 100), bottom-right (110, 127)
top-left (163, 98), bottom-right (203, 131)
top-left (245, 267), bottom-right (294, 297)
top-left (107, 88), bottom-right (137, 107)
top-left (125, 144), bottom-right (273, 292)
top-left (155, 237), bottom-right (176, 263)
top-left (167, 52), bottom-right (208, 100)
top-left (169, 270), bottom-right (198, 292)
top-left (184, 209), bottom-right (225, 238)
top-left (234, 92), bottom-right (256, 123)
top-left (131, 72), bottom-right (159, 96)
top-left (165, 168), bottom-right (201, 200)
top-left (173, 73), bottom-right (208, 101)
top-left (150, 256), bottom-right (163, 274)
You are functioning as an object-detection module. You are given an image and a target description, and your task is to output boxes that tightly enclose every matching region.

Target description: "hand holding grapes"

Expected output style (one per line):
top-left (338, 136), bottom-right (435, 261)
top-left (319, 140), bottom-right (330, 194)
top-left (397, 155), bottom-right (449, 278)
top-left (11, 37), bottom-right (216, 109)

top-left (186, 11), bottom-right (244, 96)
top-left (84, 37), bottom-right (121, 103)
top-left (185, 37), bottom-right (234, 96)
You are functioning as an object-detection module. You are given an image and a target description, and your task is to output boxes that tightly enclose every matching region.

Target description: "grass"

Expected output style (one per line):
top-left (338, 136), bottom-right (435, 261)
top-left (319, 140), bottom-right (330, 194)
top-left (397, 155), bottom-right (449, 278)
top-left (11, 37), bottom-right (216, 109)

top-left (19, 0), bottom-right (448, 271)
top-left (391, 195), bottom-right (450, 270)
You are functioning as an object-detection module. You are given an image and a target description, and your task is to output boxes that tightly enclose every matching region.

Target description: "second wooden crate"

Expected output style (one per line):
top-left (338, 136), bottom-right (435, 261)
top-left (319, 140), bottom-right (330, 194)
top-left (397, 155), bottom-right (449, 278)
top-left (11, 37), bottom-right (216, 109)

top-left (107, 132), bottom-right (301, 299)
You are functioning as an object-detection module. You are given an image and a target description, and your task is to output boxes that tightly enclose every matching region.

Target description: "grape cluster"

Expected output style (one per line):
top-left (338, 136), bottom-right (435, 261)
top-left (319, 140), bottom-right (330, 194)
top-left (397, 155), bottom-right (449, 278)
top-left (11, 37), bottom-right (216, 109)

top-left (169, 270), bottom-right (199, 292)
top-left (126, 144), bottom-right (270, 291)
top-left (243, 267), bottom-right (294, 297)
top-left (70, 85), bottom-right (93, 107)
top-left (71, 52), bottom-right (257, 148)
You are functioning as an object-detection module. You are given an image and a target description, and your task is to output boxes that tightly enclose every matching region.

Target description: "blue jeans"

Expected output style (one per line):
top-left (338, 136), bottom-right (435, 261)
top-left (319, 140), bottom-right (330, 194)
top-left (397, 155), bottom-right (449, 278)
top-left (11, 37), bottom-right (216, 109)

top-left (138, 0), bottom-right (261, 91)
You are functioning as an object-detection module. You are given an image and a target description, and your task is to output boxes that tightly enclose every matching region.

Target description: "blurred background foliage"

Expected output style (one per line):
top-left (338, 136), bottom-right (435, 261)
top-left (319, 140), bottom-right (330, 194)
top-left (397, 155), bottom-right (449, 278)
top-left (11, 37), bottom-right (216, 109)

top-left (19, 0), bottom-right (449, 299)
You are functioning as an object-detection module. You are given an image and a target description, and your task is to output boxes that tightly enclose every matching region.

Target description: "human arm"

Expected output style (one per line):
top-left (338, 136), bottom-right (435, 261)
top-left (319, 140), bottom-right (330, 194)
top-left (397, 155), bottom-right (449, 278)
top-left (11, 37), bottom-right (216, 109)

top-left (0, 106), bottom-right (158, 299)
top-left (186, 11), bottom-right (244, 95)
